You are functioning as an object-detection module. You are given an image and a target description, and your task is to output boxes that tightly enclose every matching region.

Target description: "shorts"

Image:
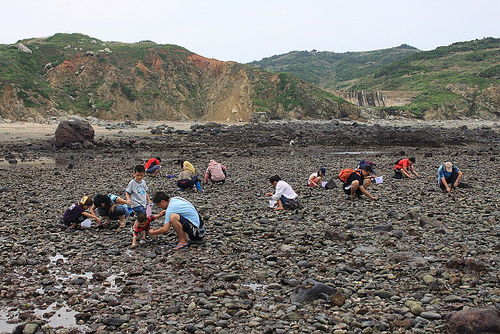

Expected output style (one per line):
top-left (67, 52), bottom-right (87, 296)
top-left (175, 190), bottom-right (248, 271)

top-left (393, 169), bottom-right (403, 179)
top-left (146, 165), bottom-right (161, 174)
top-left (343, 183), bottom-right (362, 196)
top-left (97, 205), bottom-right (129, 220)
top-left (177, 179), bottom-right (194, 190)
top-left (132, 205), bottom-right (146, 215)
top-left (179, 214), bottom-right (205, 241)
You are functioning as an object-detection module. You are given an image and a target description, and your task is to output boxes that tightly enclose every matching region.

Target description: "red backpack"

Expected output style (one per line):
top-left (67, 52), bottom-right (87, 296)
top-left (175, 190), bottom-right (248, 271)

top-left (338, 169), bottom-right (361, 183)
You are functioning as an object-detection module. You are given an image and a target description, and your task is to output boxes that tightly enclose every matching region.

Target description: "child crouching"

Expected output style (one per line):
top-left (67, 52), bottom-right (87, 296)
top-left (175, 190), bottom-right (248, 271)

top-left (62, 196), bottom-right (101, 229)
top-left (131, 211), bottom-right (164, 248)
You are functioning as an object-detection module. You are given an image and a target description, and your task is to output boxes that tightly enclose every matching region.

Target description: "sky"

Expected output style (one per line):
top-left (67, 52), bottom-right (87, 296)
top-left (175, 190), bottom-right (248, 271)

top-left (1, 0), bottom-right (499, 63)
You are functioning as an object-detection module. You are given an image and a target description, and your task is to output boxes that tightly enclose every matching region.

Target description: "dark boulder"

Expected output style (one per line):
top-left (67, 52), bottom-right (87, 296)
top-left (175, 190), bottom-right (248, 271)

top-left (292, 279), bottom-right (336, 303)
top-left (447, 308), bottom-right (500, 334)
top-left (54, 120), bottom-right (95, 148)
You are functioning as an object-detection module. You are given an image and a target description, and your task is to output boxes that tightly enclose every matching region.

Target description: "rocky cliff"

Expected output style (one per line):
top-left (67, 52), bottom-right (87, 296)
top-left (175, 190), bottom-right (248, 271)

top-left (0, 33), bottom-right (364, 122)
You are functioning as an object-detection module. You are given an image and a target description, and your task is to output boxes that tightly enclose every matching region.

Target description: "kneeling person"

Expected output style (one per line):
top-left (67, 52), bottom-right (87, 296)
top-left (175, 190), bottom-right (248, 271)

top-left (437, 161), bottom-right (463, 193)
top-left (149, 192), bottom-right (206, 250)
top-left (266, 175), bottom-right (299, 210)
top-left (340, 165), bottom-right (377, 201)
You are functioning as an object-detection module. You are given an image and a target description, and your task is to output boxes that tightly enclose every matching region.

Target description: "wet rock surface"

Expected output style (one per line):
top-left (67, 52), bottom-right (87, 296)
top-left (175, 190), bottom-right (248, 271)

top-left (0, 121), bottom-right (498, 333)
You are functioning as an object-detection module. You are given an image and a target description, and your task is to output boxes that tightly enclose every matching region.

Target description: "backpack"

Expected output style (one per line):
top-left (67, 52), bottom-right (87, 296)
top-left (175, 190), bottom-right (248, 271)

top-left (338, 168), bottom-right (359, 183)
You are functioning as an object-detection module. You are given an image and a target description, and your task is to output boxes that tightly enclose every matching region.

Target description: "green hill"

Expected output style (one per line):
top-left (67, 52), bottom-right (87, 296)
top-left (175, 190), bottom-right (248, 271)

top-left (249, 38), bottom-right (500, 118)
top-left (350, 38), bottom-right (500, 115)
top-left (0, 33), bottom-right (363, 121)
top-left (248, 44), bottom-right (421, 90)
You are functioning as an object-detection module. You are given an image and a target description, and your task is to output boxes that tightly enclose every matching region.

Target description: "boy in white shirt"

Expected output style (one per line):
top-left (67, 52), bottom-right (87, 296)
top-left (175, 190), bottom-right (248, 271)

top-left (266, 175), bottom-right (299, 210)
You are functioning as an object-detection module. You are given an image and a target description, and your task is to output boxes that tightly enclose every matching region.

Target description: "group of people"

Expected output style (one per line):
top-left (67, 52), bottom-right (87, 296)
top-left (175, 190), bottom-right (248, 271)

top-left (62, 158), bottom-right (218, 249)
top-left (266, 158), bottom-right (465, 210)
top-left (62, 156), bottom-right (465, 249)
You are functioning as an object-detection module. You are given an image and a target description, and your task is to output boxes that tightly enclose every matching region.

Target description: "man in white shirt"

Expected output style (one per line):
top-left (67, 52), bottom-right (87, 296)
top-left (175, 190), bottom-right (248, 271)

top-left (266, 175), bottom-right (299, 210)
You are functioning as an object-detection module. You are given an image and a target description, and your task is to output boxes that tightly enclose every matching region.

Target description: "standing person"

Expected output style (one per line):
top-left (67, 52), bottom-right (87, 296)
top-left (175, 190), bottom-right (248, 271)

top-left (308, 167), bottom-right (326, 187)
top-left (203, 160), bottom-right (227, 184)
top-left (144, 157), bottom-right (162, 177)
top-left (393, 157), bottom-right (420, 179)
top-left (437, 162), bottom-right (464, 193)
top-left (125, 165), bottom-right (151, 216)
top-left (266, 175), bottom-right (299, 210)
top-left (339, 165), bottom-right (377, 200)
top-left (149, 192), bottom-right (206, 250)
top-left (90, 194), bottom-right (129, 227)
top-left (62, 196), bottom-right (101, 229)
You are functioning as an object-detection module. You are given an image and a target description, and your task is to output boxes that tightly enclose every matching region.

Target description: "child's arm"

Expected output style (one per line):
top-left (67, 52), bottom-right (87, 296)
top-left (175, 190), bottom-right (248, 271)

top-left (125, 192), bottom-right (132, 205)
top-left (82, 211), bottom-right (101, 223)
top-left (115, 196), bottom-right (128, 205)
top-left (146, 193), bottom-right (151, 204)
top-left (152, 210), bottom-right (166, 220)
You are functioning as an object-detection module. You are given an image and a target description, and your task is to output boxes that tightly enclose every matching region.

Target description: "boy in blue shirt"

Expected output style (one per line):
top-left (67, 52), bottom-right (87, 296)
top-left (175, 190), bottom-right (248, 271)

top-left (149, 192), bottom-right (205, 250)
top-left (437, 162), bottom-right (463, 193)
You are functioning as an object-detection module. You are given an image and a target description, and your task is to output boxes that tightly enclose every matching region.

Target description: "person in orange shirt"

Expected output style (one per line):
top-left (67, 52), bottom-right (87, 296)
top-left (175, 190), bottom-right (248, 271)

top-left (393, 157), bottom-right (420, 179)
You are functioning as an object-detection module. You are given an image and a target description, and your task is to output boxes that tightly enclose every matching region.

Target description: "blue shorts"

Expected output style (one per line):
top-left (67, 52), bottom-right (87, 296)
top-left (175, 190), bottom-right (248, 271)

top-left (132, 205), bottom-right (146, 215)
top-left (146, 165), bottom-right (161, 174)
top-left (97, 205), bottom-right (129, 220)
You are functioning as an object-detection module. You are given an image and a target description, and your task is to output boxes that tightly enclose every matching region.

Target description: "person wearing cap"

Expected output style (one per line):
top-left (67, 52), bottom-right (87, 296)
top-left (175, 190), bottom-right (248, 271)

top-left (308, 168), bottom-right (326, 187)
top-left (62, 196), bottom-right (101, 229)
top-left (393, 157), bottom-right (420, 179)
top-left (437, 162), bottom-right (463, 193)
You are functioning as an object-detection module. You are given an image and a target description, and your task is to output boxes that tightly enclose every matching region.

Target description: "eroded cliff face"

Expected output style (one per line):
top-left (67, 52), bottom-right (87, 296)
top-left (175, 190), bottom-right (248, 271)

top-left (0, 37), bottom-right (361, 122)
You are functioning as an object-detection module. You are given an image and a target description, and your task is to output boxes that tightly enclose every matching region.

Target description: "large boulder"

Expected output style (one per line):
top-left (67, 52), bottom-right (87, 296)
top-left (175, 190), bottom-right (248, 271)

top-left (54, 119), bottom-right (95, 148)
top-left (447, 308), bottom-right (500, 334)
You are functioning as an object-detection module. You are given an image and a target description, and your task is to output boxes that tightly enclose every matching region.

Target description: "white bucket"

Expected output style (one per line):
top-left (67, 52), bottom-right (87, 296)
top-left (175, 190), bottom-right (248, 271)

top-left (375, 176), bottom-right (384, 184)
top-left (321, 181), bottom-right (328, 188)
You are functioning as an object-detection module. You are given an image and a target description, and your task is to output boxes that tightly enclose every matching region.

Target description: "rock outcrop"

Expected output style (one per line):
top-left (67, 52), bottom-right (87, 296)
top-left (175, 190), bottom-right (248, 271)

top-left (447, 308), bottom-right (500, 334)
top-left (54, 119), bottom-right (95, 148)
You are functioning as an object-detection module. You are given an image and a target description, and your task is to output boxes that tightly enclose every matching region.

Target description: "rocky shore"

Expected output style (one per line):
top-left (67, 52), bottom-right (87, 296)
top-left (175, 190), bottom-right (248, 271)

top-left (0, 121), bottom-right (499, 333)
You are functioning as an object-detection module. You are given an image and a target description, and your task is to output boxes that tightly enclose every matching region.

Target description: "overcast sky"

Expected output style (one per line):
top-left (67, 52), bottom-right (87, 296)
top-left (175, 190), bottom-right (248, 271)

top-left (2, 0), bottom-right (499, 63)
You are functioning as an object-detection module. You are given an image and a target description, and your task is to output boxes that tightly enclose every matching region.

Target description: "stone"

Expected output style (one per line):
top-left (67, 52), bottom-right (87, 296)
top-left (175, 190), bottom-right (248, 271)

top-left (420, 311), bottom-right (441, 320)
top-left (447, 308), bottom-right (500, 334)
top-left (17, 43), bottom-right (32, 54)
top-left (293, 279), bottom-right (336, 303)
top-left (373, 223), bottom-right (393, 232)
top-left (54, 120), bottom-right (95, 148)
top-left (330, 292), bottom-right (346, 306)
top-left (102, 317), bottom-right (128, 326)
top-left (422, 274), bottom-right (436, 284)
top-left (405, 301), bottom-right (424, 315)
top-left (22, 323), bottom-right (38, 334)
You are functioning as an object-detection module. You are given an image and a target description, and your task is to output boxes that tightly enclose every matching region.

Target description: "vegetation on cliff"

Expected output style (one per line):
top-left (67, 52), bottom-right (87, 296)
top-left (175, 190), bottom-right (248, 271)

top-left (0, 33), bottom-right (355, 121)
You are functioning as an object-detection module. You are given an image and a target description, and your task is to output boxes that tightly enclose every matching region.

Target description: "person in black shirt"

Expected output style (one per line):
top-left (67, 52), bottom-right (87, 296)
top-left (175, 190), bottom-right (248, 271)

top-left (343, 165), bottom-right (377, 200)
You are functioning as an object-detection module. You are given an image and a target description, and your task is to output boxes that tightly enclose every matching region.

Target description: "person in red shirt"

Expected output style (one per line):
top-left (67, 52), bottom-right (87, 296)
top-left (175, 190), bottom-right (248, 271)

top-left (131, 212), bottom-right (164, 248)
top-left (393, 157), bottom-right (420, 179)
top-left (144, 157), bottom-right (162, 177)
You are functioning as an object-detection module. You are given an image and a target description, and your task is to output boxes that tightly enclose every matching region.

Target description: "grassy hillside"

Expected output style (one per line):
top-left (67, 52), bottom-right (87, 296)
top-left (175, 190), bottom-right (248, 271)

top-left (0, 33), bottom-right (359, 121)
top-left (350, 38), bottom-right (500, 114)
top-left (249, 38), bottom-right (500, 117)
top-left (248, 44), bottom-right (420, 89)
